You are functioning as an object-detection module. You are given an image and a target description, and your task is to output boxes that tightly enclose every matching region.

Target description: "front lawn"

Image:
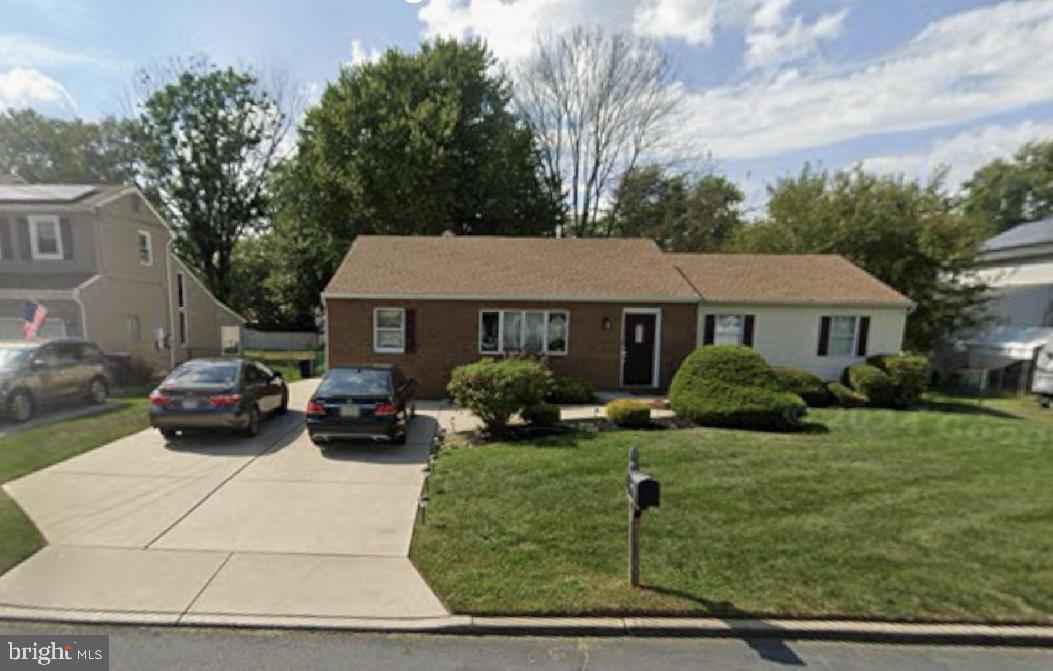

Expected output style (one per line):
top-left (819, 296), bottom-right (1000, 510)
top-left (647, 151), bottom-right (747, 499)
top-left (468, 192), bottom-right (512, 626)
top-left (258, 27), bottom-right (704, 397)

top-left (411, 398), bottom-right (1053, 622)
top-left (0, 398), bottom-right (150, 574)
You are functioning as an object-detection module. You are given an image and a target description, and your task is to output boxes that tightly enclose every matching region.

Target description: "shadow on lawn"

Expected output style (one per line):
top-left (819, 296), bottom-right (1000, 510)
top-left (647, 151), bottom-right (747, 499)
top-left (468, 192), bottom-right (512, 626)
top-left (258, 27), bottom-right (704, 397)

top-left (918, 399), bottom-right (1020, 420)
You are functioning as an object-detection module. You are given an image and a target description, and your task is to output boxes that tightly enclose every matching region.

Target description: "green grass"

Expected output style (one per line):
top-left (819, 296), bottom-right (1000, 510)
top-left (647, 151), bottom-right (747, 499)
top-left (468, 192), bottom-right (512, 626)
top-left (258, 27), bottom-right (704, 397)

top-left (243, 349), bottom-right (326, 382)
top-left (411, 396), bottom-right (1053, 622)
top-left (0, 396), bottom-right (150, 574)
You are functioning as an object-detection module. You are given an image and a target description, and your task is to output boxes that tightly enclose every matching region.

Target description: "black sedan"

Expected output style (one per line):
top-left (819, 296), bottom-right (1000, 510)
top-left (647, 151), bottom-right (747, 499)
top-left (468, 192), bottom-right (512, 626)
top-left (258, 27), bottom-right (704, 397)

top-left (149, 358), bottom-right (288, 439)
top-left (306, 365), bottom-right (416, 445)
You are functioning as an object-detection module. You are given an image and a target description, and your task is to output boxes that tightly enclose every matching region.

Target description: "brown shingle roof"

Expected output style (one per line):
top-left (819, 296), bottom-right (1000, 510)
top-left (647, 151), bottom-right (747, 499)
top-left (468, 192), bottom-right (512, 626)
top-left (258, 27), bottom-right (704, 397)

top-left (672, 253), bottom-right (912, 306)
top-left (324, 235), bottom-right (699, 301)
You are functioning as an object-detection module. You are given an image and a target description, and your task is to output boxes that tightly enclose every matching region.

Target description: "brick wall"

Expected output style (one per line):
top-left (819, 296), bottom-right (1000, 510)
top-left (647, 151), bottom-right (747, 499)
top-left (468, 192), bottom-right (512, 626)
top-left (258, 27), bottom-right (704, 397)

top-left (326, 298), bottom-right (698, 398)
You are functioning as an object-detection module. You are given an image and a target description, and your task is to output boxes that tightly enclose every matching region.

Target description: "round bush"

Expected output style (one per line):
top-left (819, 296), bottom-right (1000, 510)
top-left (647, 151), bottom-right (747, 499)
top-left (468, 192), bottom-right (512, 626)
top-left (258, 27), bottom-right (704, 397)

top-left (867, 354), bottom-right (929, 407)
top-left (522, 402), bottom-right (560, 427)
top-left (669, 345), bottom-right (806, 431)
top-left (447, 359), bottom-right (552, 436)
top-left (605, 399), bottom-right (651, 428)
top-left (773, 366), bottom-right (832, 407)
top-left (844, 364), bottom-right (895, 407)
top-left (545, 375), bottom-right (596, 404)
top-left (826, 381), bottom-right (867, 407)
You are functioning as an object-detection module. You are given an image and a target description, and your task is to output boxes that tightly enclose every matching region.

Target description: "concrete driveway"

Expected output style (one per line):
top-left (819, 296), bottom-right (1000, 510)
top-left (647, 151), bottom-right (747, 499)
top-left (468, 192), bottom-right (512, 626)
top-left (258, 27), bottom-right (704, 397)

top-left (0, 379), bottom-right (452, 627)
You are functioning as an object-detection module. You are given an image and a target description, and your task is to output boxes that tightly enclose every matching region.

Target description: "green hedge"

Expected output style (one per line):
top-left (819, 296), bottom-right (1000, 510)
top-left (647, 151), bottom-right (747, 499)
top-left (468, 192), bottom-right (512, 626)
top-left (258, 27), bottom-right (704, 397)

top-left (826, 382), bottom-right (867, 407)
top-left (522, 403), bottom-right (560, 427)
top-left (669, 345), bottom-right (806, 431)
top-left (605, 399), bottom-right (652, 428)
top-left (447, 359), bottom-right (552, 436)
top-left (844, 364), bottom-right (896, 408)
top-left (545, 375), bottom-right (595, 404)
top-left (773, 366), bottom-right (832, 407)
top-left (867, 354), bottom-right (929, 407)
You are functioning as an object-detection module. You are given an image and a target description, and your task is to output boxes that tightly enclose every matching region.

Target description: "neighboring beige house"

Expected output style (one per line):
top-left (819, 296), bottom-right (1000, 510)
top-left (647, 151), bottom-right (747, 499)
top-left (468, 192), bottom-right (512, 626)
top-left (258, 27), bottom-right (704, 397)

top-left (0, 184), bottom-right (244, 372)
top-left (322, 235), bottom-right (912, 398)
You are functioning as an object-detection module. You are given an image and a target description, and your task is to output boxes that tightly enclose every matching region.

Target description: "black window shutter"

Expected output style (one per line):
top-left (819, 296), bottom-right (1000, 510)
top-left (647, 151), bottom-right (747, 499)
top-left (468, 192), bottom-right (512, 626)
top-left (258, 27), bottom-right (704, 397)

top-left (856, 316), bottom-right (870, 356)
top-left (16, 216), bottom-right (31, 259)
top-left (703, 314), bottom-right (715, 345)
top-left (0, 217), bottom-right (10, 259)
top-left (742, 315), bottom-right (755, 347)
top-left (60, 217), bottom-right (73, 259)
top-left (404, 309), bottom-right (416, 353)
top-left (817, 316), bottom-right (831, 356)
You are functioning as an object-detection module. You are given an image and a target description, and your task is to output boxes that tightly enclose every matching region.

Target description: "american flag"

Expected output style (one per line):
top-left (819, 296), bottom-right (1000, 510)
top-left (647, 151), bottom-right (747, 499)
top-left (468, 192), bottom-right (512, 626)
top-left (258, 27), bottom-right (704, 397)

top-left (21, 301), bottom-right (47, 340)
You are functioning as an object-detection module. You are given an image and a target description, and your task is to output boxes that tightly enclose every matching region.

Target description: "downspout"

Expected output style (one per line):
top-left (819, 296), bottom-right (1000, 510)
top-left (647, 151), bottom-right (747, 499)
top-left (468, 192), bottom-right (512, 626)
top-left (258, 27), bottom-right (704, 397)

top-left (166, 238), bottom-right (176, 370)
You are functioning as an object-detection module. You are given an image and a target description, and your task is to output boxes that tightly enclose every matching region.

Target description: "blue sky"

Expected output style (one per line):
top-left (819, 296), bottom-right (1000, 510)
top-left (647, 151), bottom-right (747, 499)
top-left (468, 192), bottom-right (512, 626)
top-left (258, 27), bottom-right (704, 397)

top-left (4, 0), bottom-right (1053, 209)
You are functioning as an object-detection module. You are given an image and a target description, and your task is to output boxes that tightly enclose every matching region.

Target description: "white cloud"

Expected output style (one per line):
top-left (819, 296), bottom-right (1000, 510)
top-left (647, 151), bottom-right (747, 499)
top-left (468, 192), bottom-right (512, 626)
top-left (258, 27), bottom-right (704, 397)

top-left (861, 118), bottom-right (1053, 190)
top-left (682, 0), bottom-right (1053, 159)
top-left (0, 67), bottom-right (76, 111)
top-left (632, 0), bottom-right (720, 45)
top-left (745, 0), bottom-right (847, 69)
top-left (0, 32), bottom-right (125, 70)
top-left (349, 39), bottom-right (384, 67)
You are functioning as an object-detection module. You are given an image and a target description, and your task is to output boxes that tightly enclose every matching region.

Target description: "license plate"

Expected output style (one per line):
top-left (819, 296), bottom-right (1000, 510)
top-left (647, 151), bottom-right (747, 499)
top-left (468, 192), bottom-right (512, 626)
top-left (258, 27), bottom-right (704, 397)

top-left (340, 405), bottom-right (360, 418)
top-left (181, 399), bottom-right (204, 410)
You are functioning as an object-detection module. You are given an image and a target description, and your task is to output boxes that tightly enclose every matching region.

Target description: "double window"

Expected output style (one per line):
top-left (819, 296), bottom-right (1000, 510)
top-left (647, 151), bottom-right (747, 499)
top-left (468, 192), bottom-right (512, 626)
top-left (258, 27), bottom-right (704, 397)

top-left (479, 310), bottom-right (569, 356)
top-left (28, 215), bottom-right (62, 260)
top-left (374, 307), bottom-right (406, 353)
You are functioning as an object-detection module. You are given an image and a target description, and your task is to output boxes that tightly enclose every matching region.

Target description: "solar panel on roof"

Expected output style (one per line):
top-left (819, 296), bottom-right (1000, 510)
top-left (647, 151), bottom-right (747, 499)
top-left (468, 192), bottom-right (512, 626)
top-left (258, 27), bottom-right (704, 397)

top-left (0, 185), bottom-right (97, 202)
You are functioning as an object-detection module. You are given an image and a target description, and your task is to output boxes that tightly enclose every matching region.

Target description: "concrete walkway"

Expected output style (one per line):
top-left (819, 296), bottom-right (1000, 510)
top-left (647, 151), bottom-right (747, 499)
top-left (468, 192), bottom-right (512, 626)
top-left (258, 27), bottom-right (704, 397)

top-left (0, 378), bottom-right (449, 626)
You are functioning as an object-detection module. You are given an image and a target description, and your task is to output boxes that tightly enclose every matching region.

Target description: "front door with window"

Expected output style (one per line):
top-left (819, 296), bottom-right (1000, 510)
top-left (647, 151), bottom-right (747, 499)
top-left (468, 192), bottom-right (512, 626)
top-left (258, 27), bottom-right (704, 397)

top-left (623, 312), bottom-right (657, 386)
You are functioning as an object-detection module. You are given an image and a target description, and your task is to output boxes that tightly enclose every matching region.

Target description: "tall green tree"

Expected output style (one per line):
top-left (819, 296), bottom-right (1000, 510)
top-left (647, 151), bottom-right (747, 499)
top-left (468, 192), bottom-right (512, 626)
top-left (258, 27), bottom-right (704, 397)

top-left (271, 38), bottom-right (563, 326)
top-left (728, 165), bottom-right (989, 352)
top-left (0, 108), bottom-right (134, 183)
top-left (962, 138), bottom-right (1053, 234)
top-left (608, 165), bottom-right (744, 251)
top-left (133, 57), bottom-right (294, 304)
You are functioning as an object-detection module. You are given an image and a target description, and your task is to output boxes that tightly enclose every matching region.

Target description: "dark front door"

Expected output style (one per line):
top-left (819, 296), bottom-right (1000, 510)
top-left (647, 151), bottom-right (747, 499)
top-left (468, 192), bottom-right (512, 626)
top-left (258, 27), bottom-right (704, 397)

top-left (623, 313), bottom-right (657, 386)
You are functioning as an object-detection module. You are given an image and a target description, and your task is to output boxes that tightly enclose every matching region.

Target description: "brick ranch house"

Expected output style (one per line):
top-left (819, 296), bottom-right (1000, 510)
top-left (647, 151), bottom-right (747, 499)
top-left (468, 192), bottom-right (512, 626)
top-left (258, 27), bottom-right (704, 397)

top-left (322, 235), bottom-right (913, 398)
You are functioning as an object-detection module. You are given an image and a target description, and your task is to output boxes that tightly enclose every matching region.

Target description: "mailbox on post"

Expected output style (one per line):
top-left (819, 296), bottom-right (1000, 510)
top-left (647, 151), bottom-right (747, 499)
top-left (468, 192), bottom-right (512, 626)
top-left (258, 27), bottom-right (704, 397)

top-left (626, 446), bottom-right (659, 587)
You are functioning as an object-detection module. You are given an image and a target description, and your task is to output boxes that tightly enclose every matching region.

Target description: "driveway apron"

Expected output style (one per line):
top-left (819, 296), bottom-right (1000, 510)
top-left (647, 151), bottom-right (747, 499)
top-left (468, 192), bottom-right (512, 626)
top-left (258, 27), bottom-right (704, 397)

top-left (0, 379), bottom-right (447, 625)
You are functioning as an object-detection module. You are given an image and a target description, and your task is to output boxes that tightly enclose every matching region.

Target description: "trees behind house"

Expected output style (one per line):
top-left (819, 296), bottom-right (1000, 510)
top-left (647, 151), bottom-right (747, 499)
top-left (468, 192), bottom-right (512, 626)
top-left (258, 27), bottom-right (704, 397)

top-left (607, 165), bottom-right (745, 251)
top-left (0, 108), bottom-right (134, 184)
top-left (269, 38), bottom-right (563, 328)
top-left (132, 57), bottom-right (297, 306)
top-left (962, 138), bottom-right (1053, 234)
top-left (516, 27), bottom-right (681, 238)
top-left (727, 166), bottom-right (990, 352)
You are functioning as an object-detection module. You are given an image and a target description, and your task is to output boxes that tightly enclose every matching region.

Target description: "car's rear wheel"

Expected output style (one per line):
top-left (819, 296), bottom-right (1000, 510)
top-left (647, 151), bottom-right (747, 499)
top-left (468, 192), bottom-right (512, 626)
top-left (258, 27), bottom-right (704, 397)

top-left (7, 390), bottom-right (34, 423)
top-left (245, 406), bottom-right (261, 437)
top-left (87, 377), bottom-right (108, 404)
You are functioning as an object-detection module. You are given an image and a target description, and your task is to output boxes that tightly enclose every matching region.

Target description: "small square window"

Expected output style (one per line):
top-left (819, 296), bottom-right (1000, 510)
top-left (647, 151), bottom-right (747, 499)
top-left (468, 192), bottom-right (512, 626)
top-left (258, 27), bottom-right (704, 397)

top-left (714, 315), bottom-right (744, 345)
top-left (374, 308), bottom-right (405, 353)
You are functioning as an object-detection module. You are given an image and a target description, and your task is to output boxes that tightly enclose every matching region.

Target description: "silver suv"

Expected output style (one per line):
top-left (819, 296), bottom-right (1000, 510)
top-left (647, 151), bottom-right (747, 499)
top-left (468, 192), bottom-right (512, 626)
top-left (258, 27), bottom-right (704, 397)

top-left (0, 339), bottom-right (112, 423)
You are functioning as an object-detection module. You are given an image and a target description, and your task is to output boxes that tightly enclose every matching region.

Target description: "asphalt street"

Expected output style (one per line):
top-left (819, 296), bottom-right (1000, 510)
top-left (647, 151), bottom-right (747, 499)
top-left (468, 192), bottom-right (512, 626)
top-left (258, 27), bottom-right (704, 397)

top-left (2, 621), bottom-right (1051, 670)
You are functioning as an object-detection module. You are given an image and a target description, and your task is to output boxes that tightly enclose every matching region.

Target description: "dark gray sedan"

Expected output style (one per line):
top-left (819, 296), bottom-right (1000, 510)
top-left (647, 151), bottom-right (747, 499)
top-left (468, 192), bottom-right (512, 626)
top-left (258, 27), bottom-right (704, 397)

top-left (149, 358), bottom-right (288, 439)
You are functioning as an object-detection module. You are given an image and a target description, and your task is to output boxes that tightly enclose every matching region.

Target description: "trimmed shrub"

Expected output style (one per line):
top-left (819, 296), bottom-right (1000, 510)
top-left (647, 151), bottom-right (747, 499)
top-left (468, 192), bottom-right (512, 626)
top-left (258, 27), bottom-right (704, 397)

top-left (522, 402), bottom-right (560, 427)
top-left (669, 345), bottom-right (806, 431)
top-left (447, 359), bottom-right (552, 436)
top-left (773, 366), bottom-right (832, 407)
top-left (867, 354), bottom-right (929, 407)
top-left (606, 399), bottom-right (652, 427)
top-left (545, 375), bottom-right (595, 404)
top-left (827, 382), bottom-right (867, 407)
top-left (844, 364), bottom-right (896, 407)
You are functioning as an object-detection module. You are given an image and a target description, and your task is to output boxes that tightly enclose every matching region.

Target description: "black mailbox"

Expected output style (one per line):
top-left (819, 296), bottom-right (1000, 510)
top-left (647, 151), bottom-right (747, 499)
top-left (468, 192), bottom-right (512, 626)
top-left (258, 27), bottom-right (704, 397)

top-left (627, 470), bottom-right (660, 510)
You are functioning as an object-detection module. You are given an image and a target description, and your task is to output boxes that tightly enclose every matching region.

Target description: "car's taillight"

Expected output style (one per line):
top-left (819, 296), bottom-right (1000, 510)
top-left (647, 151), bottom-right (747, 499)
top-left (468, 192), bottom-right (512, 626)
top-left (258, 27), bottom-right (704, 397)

top-left (374, 401), bottom-right (397, 417)
top-left (306, 400), bottom-right (326, 416)
top-left (208, 393), bottom-right (243, 407)
top-left (148, 390), bottom-right (168, 406)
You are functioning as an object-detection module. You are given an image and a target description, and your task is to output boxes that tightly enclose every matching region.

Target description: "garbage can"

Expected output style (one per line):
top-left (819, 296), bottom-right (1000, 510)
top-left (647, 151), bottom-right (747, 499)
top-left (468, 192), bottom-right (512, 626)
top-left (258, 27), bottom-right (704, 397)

top-left (298, 358), bottom-right (313, 378)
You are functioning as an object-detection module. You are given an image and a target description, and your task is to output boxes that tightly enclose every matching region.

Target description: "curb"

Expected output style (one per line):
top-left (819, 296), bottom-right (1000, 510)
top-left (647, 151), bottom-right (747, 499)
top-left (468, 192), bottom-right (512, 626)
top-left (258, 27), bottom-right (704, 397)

top-left (2, 609), bottom-right (1052, 645)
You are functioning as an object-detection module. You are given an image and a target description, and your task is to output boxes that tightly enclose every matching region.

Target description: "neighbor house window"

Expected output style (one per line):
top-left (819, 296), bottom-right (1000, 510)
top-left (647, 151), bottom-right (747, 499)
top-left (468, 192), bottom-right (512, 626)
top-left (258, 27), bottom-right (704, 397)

top-left (479, 310), bottom-right (569, 356)
top-left (828, 316), bottom-right (858, 356)
top-left (28, 215), bottom-right (62, 260)
top-left (176, 272), bottom-right (188, 346)
top-left (138, 230), bottom-right (153, 266)
top-left (374, 307), bottom-right (406, 353)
